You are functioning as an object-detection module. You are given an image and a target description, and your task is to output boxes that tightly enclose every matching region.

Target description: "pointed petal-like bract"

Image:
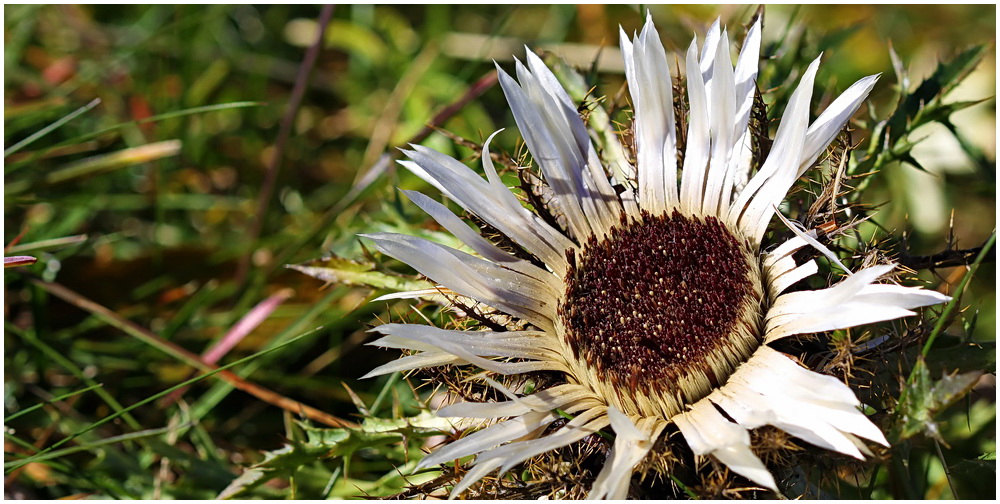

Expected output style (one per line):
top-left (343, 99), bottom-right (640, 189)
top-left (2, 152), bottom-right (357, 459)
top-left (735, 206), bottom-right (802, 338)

top-left (588, 409), bottom-right (663, 499)
top-left (729, 18), bottom-right (762, 191)
top-left (402, 190), bottom-right (543, 275)
top-left (621, 14), bottom-right (678, 213)
top-left (702, 29), bottom-right (738, 216)
top-left (680, 37), bottom-right (711, 214)
top-left (710, 346), bottom-right (890, 459)
top-left (523, 51), bottom-right (623, 233)
top-left (798, 74), bottom-right (880, 178)
top-left (361, 232), bottom-right (558, 331)
top-left (766, 264), bottom-right (951, 341)
top-left (731, 56), bottom-right (820, 242)
top-left (501, 54), bottom-right (622, 241)
top-left (448, 408), bottom-right (611, 499)
top-left (699, 18), bottom-right (722, 80)
top-left (399, 139), bottom-right (573, 274)
top-left (674, 399), bottom-right (777, 491)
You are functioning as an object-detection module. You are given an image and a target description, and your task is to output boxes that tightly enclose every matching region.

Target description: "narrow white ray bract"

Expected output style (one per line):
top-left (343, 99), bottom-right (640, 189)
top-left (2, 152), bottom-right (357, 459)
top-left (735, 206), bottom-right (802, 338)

top-left (679, 37), bottom-right (711, 214)
top-left (499, 54), bottom-right (621, 241)
top-left (361, 232), bottom-right (558, 331)
top-left (361, 324), bottom-right (564, 379)
top-left (400, 188), bottom-right (561, 291)
top-left (621, 13), bottom-right (677, 213)
top-left (730, 56), bottom-right (820, 242)
top-left (729, 18), bottom-right (762, 192)
top-left (674, 399), bottom-right (777, 491)
top-left (709, 346), bottom-right (890, 461)
top-left (399, 135), bottom-right (574, 274)
top-left (448, 407), bottom-right (611, 499)
top-left (418, 410), bottom-right (559, 471)
top-left (702, 29), bottom-right (738, 216)
top-left (588, 409), bottom-right (664, 499)
top-left (523, 51), bottom-right (623, 234)
top-left (798, 74), bottom-right (881, 177)
top-left (766, 264), bottom-right (951, 342)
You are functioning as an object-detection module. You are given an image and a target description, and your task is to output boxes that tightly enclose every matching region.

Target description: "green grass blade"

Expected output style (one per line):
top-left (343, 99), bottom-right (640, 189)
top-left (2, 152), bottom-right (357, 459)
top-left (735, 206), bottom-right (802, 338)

top-left (54, 101), bottom-right (265, 149)
top-left (5, 234), bottom-right (88, 255)
top-left (3, 423), bottom-right (184, 469)
top-left (188, 287), bottom-right (344, 423)
top-left (893, 231), bottom-right (997, 416)
top-left (44, 140), bottom-right (182, 185)
top-left (921, 231), bottom-right (996, 357)
top-left (4, 101), bottom-right (264, 174)
top-left (5, 384), bottom-right (105, 423)
top-left (369, 372), bottom-right (400, 417)
top-left (2, 432), bottom-right (75, 474)
top-left (3, 98), bottom-right (101, 157)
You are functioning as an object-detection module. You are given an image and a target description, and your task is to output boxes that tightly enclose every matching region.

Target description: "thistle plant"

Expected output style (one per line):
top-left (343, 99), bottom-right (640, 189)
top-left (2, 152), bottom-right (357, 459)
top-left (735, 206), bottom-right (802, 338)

top-left (4, 6), bottom-right (992, 501)
top-left (288, 10), bottom-right (994, 500)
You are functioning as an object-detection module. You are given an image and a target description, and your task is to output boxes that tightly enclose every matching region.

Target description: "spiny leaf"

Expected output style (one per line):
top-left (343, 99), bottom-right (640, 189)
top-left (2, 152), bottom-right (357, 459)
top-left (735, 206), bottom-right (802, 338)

top-left (917, 44), bottom-right (989, 102)
top-left (850, 43), bottom-right (991, 192)
top-left (217, 412), bottom-right (450, 499)
top-left (928, 97), bottom-right (992, 120)
top-left (888, 44), bottom-right (989, 142)
top-left (896, 152), bottom-right (929, 173)
top-left (939, 116), bottom-right (996, 174)
top-left (952, 451), bottom-right (997, 474)
top-left (216, 442), bottom-right (331, 499)
top-left (897, 356), bottom-right (983, 442)
top-left (288, 254), bottom-right (435, 293)
top-left (888, 41), bottom-right (909, 93)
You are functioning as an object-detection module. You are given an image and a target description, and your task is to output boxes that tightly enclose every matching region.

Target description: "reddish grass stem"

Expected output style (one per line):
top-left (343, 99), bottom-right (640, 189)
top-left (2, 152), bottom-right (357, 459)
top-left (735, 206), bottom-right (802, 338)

top-left (4, 256), bottom-right (38, 268)
top-left (30, 278), bottom-right (355, 428)
top-left (161, 288), bottom-right (295, 406)
top-left (236, 4), bottom-right (337, 289)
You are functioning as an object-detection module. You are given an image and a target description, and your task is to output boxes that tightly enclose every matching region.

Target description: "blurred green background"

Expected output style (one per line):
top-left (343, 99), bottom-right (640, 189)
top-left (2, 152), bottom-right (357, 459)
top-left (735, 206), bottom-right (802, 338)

top-left (4, 4), bottom-right (995, 499)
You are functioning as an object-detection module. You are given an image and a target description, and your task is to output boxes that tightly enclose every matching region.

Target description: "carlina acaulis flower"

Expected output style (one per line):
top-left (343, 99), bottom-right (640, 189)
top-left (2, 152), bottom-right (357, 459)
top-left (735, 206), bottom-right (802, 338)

top-left (359, 14), bottom-right (951, 499)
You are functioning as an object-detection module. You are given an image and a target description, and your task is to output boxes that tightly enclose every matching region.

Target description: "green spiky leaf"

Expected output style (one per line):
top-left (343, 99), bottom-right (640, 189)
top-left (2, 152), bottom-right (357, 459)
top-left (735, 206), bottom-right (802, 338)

top-left (897, 356), bottom-right (983, 442)
top-left (288, 254), bottom-right (435, 293)
top-left (915, 44), bottom-right (989, 102)
top-left (217, 412), bottom-right (450, 499)
top-left (887, 44), bottom-right (989, 138)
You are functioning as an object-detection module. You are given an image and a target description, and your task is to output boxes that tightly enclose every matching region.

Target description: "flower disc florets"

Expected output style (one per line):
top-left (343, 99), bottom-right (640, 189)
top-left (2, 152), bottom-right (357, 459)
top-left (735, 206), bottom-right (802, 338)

top-left (561, 210), bottom-right (764, 418)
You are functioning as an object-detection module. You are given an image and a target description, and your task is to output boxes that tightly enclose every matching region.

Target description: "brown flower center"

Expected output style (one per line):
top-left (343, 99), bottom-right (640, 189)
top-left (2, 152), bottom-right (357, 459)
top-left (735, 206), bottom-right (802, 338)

top-left (560, 210), bottom-right (764, 417)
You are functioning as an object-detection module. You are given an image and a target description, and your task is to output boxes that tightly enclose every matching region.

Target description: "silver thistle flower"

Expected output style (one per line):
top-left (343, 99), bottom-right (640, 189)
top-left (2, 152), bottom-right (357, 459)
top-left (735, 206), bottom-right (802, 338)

top-left (361, 15), bottom-right (950, 499)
